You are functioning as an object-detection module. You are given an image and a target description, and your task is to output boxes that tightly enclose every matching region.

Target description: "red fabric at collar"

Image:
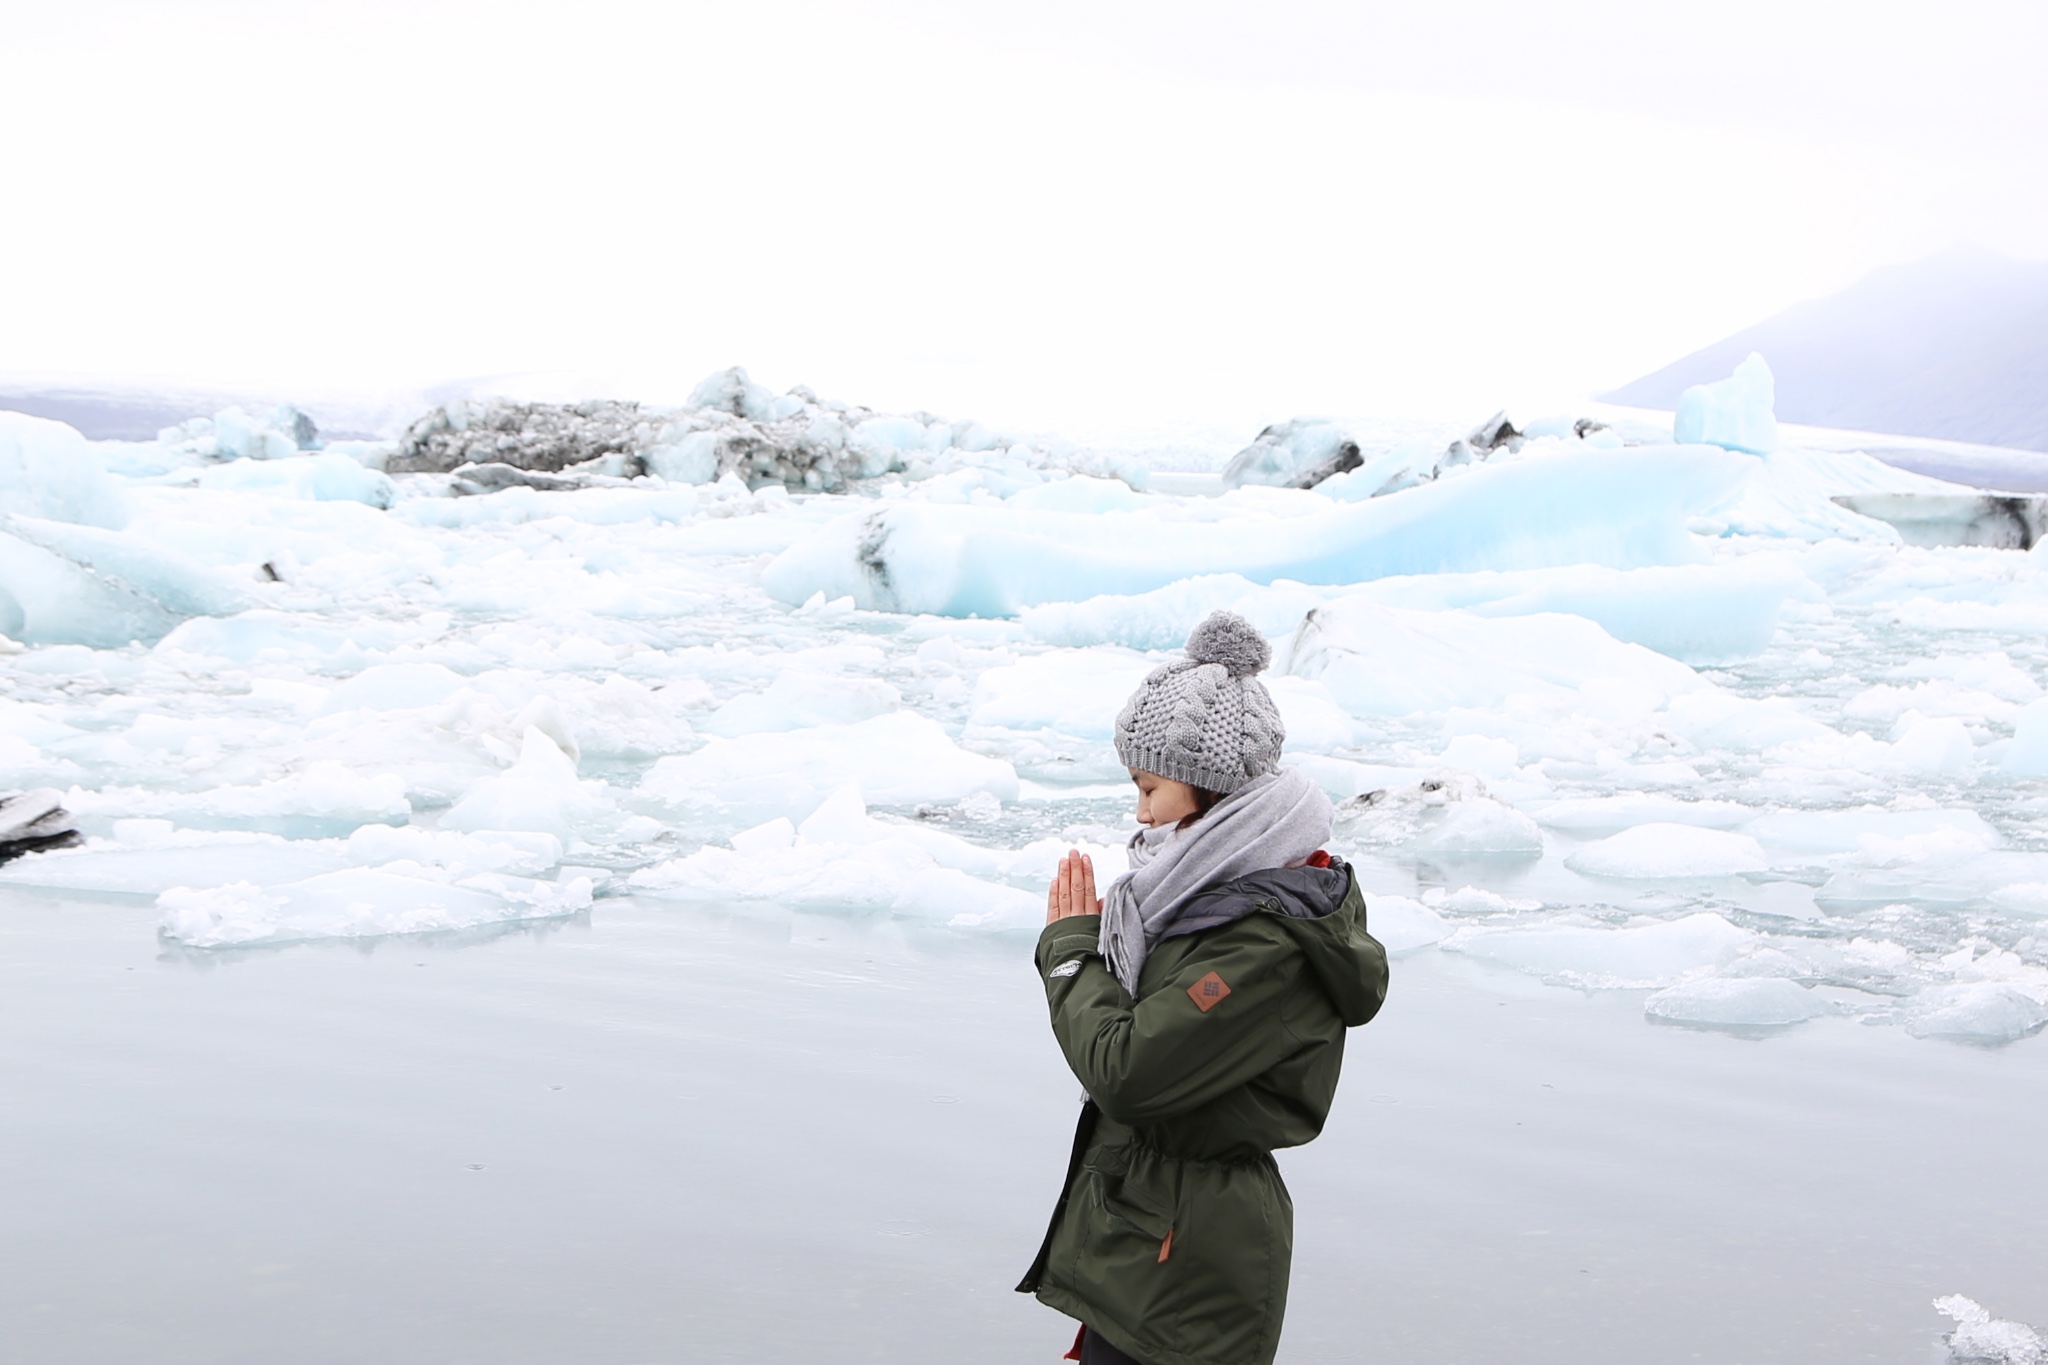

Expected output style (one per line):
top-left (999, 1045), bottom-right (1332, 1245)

top-left (1306, 849), bottom-right (1332, 868)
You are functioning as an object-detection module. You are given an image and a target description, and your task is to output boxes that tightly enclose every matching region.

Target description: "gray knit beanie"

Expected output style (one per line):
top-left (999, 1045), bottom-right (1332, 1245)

top-left (1113, 611), bottom-right (1286, 794)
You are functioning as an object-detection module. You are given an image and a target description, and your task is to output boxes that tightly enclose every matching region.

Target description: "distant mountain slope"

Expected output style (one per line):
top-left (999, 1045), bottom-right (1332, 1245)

top-left (0, 381), bottom-right (394, 442)
top-left (1601, 247), bottom-right (2048, 452)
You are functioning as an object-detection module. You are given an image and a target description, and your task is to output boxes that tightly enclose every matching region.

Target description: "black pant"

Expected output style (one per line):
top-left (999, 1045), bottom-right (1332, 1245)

top-left (1079, 1327), bottom-right (1148, 1365)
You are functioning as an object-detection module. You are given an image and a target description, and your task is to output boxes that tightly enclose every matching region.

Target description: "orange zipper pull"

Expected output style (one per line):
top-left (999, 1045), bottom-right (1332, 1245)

top-left (1157, 1227), bottom-right (1174, 1263)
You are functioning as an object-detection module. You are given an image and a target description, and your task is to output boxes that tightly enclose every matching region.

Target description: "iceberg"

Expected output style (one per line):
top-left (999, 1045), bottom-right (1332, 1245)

top-left (385, 367), bottom-right (1139, 495)
top-left (764, 445), bottom-right (1753, 616)
top-left (1221, 420), bottom-right (1363, 490)
top-left (1673, 353), bottom-right (1780, 455)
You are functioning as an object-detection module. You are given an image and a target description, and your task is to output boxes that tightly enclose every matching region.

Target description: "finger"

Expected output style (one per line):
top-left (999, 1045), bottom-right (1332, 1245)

top-left (1079, 854), bottom-right (1096, 907)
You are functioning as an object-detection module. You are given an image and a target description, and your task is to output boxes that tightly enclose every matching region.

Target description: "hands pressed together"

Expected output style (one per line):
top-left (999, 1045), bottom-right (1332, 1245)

top-left (1046, 849), bottom-right (1102, 925)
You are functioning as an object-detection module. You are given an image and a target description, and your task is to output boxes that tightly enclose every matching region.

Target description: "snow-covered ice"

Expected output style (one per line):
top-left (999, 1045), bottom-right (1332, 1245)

top-left (4, 372), bottom-right (2048, 1049)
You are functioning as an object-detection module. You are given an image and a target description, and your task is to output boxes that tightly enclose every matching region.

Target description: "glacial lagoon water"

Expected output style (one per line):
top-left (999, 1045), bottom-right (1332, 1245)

top-left (4, 891), bottom-right (2043, 1365)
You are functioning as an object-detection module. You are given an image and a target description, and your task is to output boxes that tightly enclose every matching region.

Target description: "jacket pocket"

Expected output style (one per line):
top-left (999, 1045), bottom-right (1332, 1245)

top-left (1053, 1140), bottom-right (1185, 1330)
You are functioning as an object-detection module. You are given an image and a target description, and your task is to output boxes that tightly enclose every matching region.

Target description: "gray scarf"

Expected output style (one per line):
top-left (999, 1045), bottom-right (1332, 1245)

top-left (1099, 767), bottom-right (1334, 996)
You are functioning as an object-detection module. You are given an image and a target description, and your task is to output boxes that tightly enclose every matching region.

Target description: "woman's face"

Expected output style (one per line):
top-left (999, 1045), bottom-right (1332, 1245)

top-left (1131, 770), bottom-right (1202, 828)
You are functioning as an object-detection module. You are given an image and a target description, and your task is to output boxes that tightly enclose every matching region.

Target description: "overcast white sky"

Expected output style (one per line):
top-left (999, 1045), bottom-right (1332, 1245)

top-left (2, 0), bottom-right (2043, 435)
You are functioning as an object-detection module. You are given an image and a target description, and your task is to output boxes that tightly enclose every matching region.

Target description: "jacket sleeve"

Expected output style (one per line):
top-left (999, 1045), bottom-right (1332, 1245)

top-left (1034, 914), bottom-right (1311, 1126)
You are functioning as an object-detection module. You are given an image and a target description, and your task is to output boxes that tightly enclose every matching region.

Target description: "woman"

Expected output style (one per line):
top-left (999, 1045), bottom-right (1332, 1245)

top-left (1017, 611), bottom-right (1389, 1365)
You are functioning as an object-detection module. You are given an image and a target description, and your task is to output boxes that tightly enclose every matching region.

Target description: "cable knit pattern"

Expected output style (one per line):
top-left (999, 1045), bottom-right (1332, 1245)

top-left (1114, 611), bottom-right (1286, 793)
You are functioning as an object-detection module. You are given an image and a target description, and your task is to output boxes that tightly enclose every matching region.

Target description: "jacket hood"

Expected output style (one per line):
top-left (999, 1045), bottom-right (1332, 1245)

top-left (1175, 860), bottom-right (1389, 1027)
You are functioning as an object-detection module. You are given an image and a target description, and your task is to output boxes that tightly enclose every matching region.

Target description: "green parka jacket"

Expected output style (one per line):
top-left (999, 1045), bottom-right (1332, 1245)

top-left (1018, 859), bottom-right (1389, 1365)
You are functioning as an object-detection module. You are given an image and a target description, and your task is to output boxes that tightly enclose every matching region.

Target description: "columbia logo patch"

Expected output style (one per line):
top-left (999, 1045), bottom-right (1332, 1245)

top-left (1050, 959), bottom-right (1083, 979)
top-left (1187, 971), bottom-right (1231, 1012)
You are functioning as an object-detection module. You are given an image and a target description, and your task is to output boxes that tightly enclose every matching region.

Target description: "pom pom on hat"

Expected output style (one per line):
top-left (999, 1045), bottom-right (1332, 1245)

top-left (1184, 611), bottom-right (1270, 678)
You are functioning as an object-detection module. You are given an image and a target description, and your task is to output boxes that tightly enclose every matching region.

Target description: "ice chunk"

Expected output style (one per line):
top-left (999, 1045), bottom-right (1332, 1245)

top-left (1445, 912), bottom-right (1755, 989)
top-left (1890, 711), bottom-right (1975, 772)
top-left (1934, 1294), bottom-right (2047, 1364)
top-left (1565, 825), bottom-right (1769, 878)
top-left (71, 762), bottom-right (411, 838)
top-left (1288, 601), bottom-right (1706, 718)
top-left (1221, 420), bottom-right (1362, 490)
top-left (632, 839), bottom-right (1035, 925)
top-left (195, 453), bottom-right (396, 508)
top-left (687, 365), bottom-right (801, 423)
top-left (0, 829), bottom-right (352, 895)
top-left (1673, 352), bottom-right (1780, 455)
top-left (158, 866), bottom-right (591, 948)
top-left (442, 728), bottom-right (607, 839)
top-left (0, 513), bottom-right (253, 647)
top-left (1265, 677), bottom-right (1359, 754)
top-left (1534, 794), bottom-right (1754, 835)
top-left (0, 787), bottom-right (82, 863)
top-left (566, 675), bottom-right (695, 759)
top-left (1906, 984), bottom-right (2048, 1044)
top-left (637, 712), bottom-right (1018, 819)
top-left (1312, 440), bottom-right (1442, 502)
top-left (1346, 558), bottom-right (1807, 665)
top-left (0, 412), bottom-right (126, 528)
top-left (705, 669), bottom-right (902, 736)
top-left (1005, 476), bottom-right (1149, 514)
top-left (1336, 773), bottom-right (1544, 856)
top-left (2003, 697), bottom-right (2048, 776)
top-left (968, 650), bottom-right (1152, 740)
top-left (1018, 575), bottom-right (1325, 652)
top-left (320, 663), bottom-right (472, 714)
top-left (628, 790), bottom-right (1051, 928)
top-left (343, 825), bottom-right (563, 877)
top-left (763, 446), bottom-right (1753, 616)
top-left (1361, 895), bottom-right (1453, 954)
top-left (1643, 976), bottom-right (1832, 1029)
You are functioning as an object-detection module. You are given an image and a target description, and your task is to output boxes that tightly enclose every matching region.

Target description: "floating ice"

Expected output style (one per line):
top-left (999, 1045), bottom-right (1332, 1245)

top-left (1935, 1295), bottom-right (2047, 1364)
top-left (1336, 773), bottom-right (1544, 856)
top-left (638, 712), bottom-right (1018, 821)
top-left (158, 866), bottom-right (591, 948)
top-left (1907, 984), bottom-right (2048, 1044)
top-left (0, 412), bottom-right (127, 528)
top-left (629, 783), bottom-right (1104, 929)
top-left (1342, 559), bottom-right (1808, 664)
top-left (1360, 894), bottom-right (1453, 954)
top-left (0, 827), bottom-right (352, 896)
top-left (968, 650), bottom-right (1152, 740)
top-left (2003, 698), bottom-right (2048, 776)
top-left (1222, 420), bottom-right (1363, 490)
top-left (158, 406), bottom-right (317, 463)
top-left (7, 374), bottom-right (2048, 1029)
top-left (195, 454), bottom-right (396, 507)
top-left (1643, 976), bottom-right (1832, 1029)
top-left (1534, 794), bottom-right (1754, 835)
top-left (1565, 824), bottom-right (1769, 878)
top-left (1444, 912), bottom-right (1755, 989)
top-left (764, 446), bottom-right (1753, 616)
top-left (1673, 352), bottom-right (1780, 455)
top-left (386, 368), bottom-right (1137, 495)
top-left (1287, 600), bottom-right (1707, 719)
top-left (442, 728), bottom-right (611, 840)
top-left (706, 670), bottom-right (903, 736)
top-left (71, 761), bottom-right (411, 838)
